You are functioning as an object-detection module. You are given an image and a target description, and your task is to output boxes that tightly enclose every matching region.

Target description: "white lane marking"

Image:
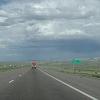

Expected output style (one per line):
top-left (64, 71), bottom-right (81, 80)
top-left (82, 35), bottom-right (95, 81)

top-left (38, 69), bottom-right (98, 100)
top-left (19, 74), bottom-right (22, 77)
top-left (9, 80), bottom-right (14, 84)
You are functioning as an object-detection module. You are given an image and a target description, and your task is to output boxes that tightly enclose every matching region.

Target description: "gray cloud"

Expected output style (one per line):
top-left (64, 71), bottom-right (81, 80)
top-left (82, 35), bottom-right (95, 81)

top-left (0, 0), bottom-right (100, 60)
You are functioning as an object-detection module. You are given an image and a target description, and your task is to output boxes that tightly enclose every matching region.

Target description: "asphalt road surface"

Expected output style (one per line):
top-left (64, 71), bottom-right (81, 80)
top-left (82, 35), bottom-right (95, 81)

top-left (0, 68), bottom-right (98, 100)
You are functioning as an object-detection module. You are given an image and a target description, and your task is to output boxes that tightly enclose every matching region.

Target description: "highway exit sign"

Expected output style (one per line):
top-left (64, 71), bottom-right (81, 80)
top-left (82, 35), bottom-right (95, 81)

top-left (72, 58), bottom-right (81, 64)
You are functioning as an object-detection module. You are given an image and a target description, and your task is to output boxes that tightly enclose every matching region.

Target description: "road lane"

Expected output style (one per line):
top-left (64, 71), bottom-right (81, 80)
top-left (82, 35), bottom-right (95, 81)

top-left (40, 67), bottom-right (100, 99)
top-left (39, 68), bottom-right (98, 100)
top-left (0, 67), bottom-right (30, 91)
top-left (0, 69), bottom-right (94, 100)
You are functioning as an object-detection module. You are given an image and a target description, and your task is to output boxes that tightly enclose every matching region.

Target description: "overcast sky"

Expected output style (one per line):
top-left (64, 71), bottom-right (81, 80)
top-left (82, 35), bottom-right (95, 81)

top-left (0, 0), bottom-right (100, 61)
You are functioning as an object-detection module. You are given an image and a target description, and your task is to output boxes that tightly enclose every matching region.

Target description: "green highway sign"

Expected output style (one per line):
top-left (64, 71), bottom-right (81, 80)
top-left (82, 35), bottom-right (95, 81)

top-left (72, 58), bottom-right (81, 64)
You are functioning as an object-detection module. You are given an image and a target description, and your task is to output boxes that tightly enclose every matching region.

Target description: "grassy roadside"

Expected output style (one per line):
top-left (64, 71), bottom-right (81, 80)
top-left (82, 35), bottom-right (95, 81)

top-left (1, 61), bottom-right (100, 78)
top-left (38, 61), bottom-right (100, 78)
top-left (0, 62), bottom-right (32, 72)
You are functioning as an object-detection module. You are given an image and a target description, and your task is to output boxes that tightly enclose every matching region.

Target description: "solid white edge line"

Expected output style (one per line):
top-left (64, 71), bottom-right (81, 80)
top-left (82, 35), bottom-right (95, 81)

top-left (9, 80), bottom-right (14, 83)
top-left (38, 69), bottom-right (98, 100)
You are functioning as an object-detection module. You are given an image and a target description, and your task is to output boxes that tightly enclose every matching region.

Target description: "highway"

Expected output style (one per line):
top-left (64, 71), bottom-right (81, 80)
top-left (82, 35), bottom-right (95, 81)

top-left (0, 68), bottom-right (99, 100)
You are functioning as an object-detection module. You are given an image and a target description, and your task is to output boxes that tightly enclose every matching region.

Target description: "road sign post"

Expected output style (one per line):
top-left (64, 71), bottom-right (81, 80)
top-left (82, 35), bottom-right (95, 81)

top-left (73, 63), bottom-right (75, 73)
top-left (72, 58), bottom-right (81, 73)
